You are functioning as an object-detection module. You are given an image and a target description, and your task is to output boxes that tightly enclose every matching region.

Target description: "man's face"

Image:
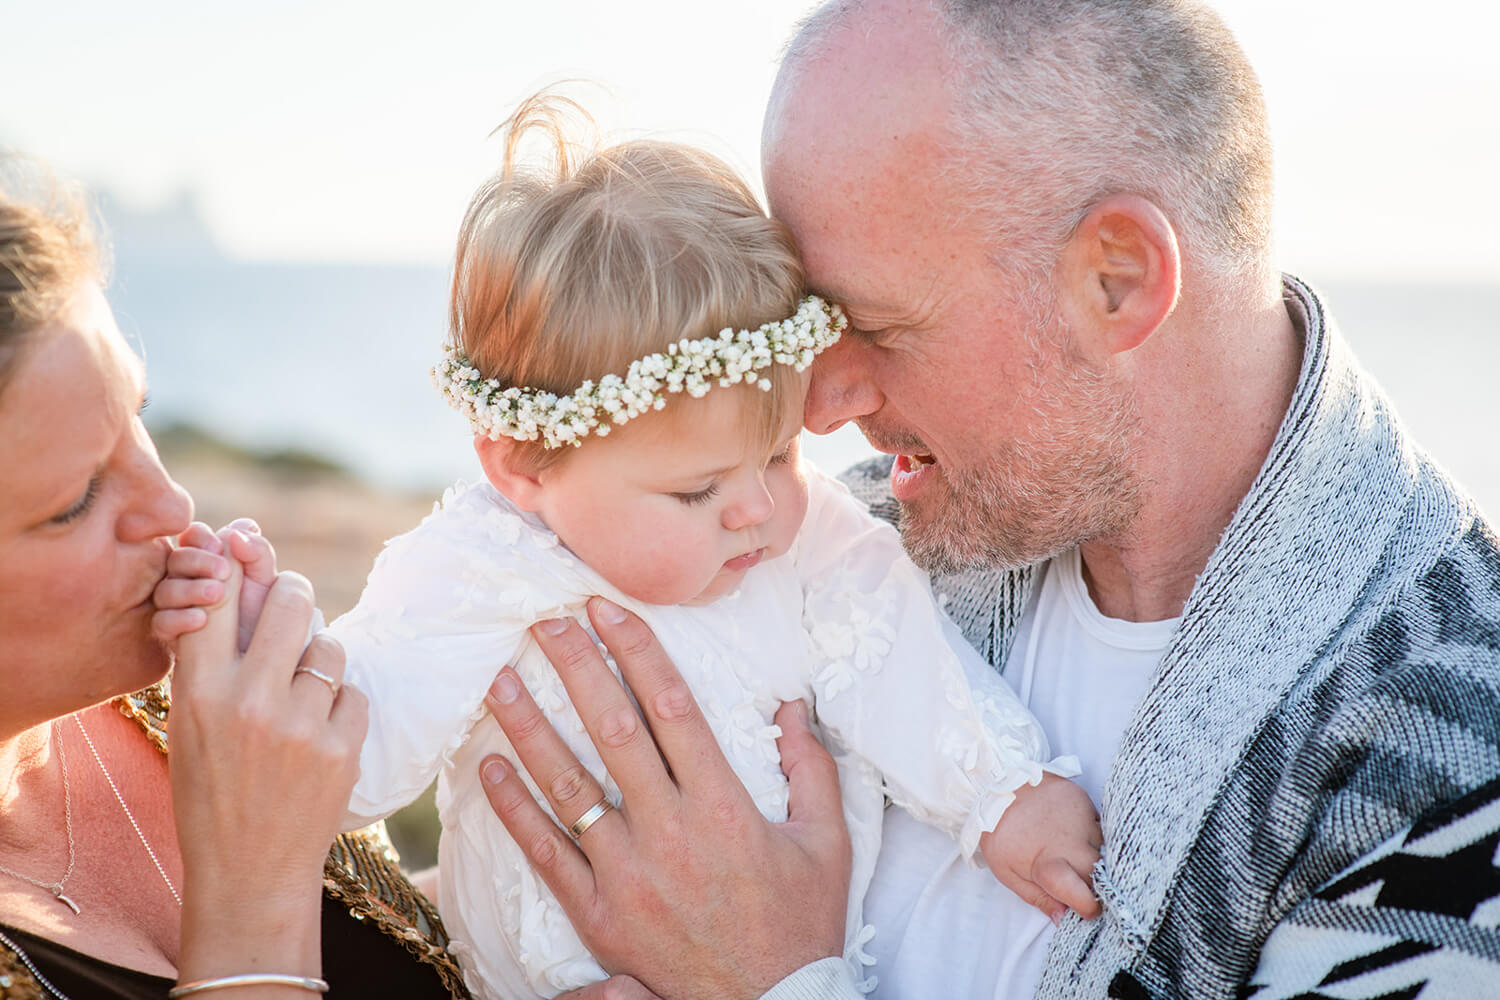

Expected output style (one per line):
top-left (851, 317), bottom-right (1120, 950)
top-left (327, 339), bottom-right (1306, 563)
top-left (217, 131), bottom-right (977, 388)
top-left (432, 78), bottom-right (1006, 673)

top-left (763, 7), bottom-right (1141, 572)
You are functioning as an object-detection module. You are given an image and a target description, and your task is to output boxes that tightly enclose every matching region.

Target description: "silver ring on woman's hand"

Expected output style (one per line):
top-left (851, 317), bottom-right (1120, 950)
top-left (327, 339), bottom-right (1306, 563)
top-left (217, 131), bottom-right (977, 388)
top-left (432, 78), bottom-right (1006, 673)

top-left (568, 799), bottom-right (614, 839)
top-left (294, 666), bottom-right (340, 696)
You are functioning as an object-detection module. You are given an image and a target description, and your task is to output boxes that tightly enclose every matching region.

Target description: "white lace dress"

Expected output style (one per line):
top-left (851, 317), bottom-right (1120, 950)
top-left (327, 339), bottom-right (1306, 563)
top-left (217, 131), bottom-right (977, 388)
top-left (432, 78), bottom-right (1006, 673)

top-left (331, 465), bottom-right (1076, 999)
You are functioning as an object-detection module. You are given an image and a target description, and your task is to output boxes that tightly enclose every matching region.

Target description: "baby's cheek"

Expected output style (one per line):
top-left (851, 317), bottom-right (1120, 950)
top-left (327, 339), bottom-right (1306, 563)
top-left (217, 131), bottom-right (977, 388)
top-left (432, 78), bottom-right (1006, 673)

top-left (769, 475), bottom-right (810, 558)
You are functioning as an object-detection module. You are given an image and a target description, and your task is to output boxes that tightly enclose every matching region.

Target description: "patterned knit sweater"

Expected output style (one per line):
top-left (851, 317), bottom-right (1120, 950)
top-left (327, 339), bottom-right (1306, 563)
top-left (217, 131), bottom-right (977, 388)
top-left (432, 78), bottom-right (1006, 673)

top-left (836, 276), bottom-right (1500, 999)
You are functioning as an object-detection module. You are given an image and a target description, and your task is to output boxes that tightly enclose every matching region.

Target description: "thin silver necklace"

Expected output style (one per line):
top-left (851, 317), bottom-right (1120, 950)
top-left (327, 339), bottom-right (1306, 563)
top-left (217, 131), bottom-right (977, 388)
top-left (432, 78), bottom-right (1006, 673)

top-left (0, 722), bottom-right (80, 914)
top-left (73, 715), bottom-right (182, 907)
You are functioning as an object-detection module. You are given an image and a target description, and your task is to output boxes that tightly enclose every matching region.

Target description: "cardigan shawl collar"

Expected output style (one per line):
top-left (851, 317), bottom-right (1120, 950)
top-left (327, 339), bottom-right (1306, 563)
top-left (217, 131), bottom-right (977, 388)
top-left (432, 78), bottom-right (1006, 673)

top-left (1032, 275), bottom-right (1480, 993)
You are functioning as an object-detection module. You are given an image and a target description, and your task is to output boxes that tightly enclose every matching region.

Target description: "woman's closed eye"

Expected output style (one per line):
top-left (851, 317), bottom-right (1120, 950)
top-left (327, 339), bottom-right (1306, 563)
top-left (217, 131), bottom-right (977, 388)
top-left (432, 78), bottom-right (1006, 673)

top-left (671, 483), bottom-right (721, 507)
top-left (51, 475), bottom-right (102, 525)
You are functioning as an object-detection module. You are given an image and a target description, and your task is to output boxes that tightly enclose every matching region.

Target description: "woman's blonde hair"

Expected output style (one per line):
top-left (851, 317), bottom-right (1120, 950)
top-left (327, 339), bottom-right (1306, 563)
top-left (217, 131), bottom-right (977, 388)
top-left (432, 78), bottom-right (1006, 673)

top-left (450, 93), bottom-right (806, 468)
top-left (0, 162), bottom-right (101, 397)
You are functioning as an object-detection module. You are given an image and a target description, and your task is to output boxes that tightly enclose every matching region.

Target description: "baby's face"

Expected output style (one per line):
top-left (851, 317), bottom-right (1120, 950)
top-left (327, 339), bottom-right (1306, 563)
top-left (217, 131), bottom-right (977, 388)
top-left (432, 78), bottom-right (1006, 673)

top-left (531, 384), bottom-right (809, 607)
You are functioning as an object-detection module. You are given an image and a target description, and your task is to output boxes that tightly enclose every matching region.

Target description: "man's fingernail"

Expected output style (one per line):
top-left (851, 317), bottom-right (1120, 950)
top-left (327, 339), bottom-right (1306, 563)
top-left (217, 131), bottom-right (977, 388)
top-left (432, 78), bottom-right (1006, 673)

top-left (482, 758), bottom-right (510, 785)
top-left (535, 618), bottom-right (569, 636)
top-left (593, 598), bottom-right (627, 624)
top-left (491, 672), bottom-right (521, 704)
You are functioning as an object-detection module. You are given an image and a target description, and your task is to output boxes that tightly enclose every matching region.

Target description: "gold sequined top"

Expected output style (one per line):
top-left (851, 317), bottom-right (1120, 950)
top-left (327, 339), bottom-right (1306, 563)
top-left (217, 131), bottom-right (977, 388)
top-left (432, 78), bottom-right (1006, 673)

top-left (0, 684), bottom-right (470, 1000)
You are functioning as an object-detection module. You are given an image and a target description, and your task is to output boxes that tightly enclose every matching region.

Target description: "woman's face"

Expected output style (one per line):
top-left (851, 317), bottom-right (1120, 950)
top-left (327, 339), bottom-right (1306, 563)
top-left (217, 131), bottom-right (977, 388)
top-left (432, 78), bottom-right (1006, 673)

top-left (0, 284), bottom-right (192, 734)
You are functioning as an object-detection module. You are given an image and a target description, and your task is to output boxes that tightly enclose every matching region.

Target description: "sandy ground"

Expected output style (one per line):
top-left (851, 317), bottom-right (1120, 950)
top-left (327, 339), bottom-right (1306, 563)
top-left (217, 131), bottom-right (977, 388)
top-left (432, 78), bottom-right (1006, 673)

top-left (160, 433), bottom-right (446, 868)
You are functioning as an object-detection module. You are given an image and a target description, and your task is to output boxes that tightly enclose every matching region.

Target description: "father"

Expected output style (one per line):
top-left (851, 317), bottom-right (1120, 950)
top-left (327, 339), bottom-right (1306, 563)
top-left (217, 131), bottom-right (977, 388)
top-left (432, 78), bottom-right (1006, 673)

top-left (481, 1), bottom-right (1500, 997)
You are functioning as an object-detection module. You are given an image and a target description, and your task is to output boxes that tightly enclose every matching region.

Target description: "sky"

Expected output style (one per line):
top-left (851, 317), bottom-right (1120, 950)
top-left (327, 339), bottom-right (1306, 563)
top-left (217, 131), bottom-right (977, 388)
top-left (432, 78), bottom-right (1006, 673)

top-left (6, 0), bottom-right (1499, 283)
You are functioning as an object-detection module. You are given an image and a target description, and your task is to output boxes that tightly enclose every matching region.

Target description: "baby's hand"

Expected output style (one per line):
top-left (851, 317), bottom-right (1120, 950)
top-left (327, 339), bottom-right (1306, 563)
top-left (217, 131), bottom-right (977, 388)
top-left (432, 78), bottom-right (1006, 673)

top-left (979, 773), bottom-right (1103, 925)
top-left (152, 518), bottom-right (278, 652)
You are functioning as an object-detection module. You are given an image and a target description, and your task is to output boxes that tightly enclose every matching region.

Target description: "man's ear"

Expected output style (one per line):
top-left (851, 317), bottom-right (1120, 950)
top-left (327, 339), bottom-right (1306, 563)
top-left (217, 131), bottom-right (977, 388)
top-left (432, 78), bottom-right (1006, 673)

top-left (475, 435), bottom-right (546, 512)
top-left (1059, 194), bottom-right (1181, 358)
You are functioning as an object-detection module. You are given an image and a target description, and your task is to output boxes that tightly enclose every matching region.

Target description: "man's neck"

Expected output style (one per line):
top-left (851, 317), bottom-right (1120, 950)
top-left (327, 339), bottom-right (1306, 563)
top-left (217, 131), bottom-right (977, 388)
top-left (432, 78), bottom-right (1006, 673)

top-left (1078, 290), bottom-right (1302, 623)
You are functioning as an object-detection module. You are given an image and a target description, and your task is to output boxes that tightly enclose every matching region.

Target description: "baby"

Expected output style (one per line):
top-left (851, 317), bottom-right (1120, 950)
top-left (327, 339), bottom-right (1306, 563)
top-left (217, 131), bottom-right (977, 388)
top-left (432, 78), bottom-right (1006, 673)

top-left (159, 97), bottom-right (1101, 999)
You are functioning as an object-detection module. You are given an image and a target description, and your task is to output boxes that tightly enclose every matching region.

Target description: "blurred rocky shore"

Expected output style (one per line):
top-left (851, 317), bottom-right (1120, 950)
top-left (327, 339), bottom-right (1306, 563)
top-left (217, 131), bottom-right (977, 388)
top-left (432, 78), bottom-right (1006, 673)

top-left (154, 421), bottom-right (445, 867)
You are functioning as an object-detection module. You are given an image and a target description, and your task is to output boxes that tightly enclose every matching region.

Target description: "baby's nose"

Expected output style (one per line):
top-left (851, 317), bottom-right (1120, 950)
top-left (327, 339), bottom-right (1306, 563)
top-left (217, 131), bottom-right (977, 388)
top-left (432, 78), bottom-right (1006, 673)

top-left (722, 480), bottom-right (775, 531)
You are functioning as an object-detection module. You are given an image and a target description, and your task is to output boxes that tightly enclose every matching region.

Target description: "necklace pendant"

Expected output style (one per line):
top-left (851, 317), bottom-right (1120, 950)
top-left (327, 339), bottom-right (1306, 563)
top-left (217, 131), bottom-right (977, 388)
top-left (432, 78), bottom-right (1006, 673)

top-left (55, 891), bottom-right (80, 915)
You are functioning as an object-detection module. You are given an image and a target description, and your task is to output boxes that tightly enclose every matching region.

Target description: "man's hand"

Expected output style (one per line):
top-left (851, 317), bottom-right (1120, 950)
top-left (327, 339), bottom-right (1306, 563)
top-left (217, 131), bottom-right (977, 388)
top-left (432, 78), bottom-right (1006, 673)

top-left (560, 978), bottom-right (662, 1000)
top-left (479, 596), bottom-right (851, 1000)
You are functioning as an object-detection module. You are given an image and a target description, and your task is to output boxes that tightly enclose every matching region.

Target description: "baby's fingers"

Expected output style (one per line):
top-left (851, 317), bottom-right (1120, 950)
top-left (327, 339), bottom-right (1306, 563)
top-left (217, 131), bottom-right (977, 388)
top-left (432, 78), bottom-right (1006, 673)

top-left (225, 526), bottom-right (277, 586)
top-left (151, 607), bottom-right (208, 645)
top-left (176, 520), bottom-right (223, 554)
top-left (164, 544), bottom-right (232, 584)
top-left (154, 575), bottom-right (227, 611)
top-left (1035, 855), bottom-right (1100, 921)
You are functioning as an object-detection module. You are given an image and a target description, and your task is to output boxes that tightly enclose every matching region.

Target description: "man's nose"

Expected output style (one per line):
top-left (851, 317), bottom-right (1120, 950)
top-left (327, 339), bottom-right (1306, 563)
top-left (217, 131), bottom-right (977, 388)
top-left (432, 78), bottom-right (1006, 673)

top-left (803, 337), bottom-right (882, 436)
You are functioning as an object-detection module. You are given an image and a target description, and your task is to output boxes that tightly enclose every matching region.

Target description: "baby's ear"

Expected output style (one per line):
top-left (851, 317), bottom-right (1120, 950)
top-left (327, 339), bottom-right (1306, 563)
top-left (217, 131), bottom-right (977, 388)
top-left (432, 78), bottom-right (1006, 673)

top-left (475, 435), bottom-right (546, 511)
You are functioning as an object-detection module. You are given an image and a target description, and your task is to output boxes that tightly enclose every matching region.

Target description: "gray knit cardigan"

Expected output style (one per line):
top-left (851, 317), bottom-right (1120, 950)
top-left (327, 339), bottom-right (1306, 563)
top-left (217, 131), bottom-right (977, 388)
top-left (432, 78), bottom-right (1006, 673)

top-left (839, 276), bottom-right (1500, 998)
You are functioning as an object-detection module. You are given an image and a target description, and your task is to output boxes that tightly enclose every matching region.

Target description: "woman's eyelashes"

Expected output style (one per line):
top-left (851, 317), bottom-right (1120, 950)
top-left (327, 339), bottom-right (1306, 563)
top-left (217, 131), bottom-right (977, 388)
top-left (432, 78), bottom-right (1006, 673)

top-left (52, 475), bottom-right (102, 525)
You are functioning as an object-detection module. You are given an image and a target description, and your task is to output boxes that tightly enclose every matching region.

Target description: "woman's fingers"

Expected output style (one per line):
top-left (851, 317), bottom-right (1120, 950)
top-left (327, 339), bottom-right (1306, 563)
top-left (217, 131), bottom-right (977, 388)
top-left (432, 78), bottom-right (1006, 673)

top-left (479, 751), bottom-right (602, 921)
top-left (241, 571), bottom-right (318, 691)
top-left (290, 633), bottom-right (347, 711)
top-left (172, 543), bottom-right (244, 691)
top-left (526, 614), bottom-right (678, 808)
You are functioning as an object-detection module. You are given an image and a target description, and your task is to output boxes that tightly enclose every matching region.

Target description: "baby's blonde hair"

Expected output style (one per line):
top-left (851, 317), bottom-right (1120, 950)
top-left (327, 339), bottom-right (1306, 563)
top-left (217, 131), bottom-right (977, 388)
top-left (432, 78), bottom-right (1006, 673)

top-left (450, 94), bottom-right (806, 469)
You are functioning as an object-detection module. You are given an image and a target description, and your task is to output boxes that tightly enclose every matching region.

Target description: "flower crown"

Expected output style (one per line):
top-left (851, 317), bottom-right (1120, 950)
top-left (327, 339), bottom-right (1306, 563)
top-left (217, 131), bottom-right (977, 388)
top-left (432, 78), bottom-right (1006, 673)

top-left (432, 295), bottom-right (847, 449)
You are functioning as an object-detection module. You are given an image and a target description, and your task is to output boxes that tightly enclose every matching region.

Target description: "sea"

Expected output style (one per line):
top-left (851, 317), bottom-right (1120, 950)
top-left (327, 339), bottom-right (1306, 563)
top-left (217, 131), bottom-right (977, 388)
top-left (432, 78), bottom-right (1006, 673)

top-left (109, 247), bottom-right (1500, 518)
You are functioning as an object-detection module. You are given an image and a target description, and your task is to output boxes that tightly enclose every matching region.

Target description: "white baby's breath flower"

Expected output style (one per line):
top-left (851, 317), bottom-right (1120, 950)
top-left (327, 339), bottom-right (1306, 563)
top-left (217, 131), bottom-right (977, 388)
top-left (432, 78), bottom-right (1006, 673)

top-left (432, 296), bottom-right (846, 449)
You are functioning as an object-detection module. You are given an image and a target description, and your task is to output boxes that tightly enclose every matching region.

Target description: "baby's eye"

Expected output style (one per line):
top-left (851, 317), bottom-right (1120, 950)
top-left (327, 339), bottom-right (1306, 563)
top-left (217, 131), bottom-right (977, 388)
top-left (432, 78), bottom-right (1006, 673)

top-left (768, 444), bottom-right (796, 466)
top-left (671, 484), bottom-right (721, 507)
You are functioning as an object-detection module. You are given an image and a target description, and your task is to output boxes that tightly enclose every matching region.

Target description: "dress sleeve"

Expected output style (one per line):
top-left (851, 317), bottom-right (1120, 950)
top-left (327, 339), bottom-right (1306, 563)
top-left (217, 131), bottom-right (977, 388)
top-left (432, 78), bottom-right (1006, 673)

top-left (329, 484), bottom-right (581, 828)
top-left (793, 466), bottom-right (1079, 860)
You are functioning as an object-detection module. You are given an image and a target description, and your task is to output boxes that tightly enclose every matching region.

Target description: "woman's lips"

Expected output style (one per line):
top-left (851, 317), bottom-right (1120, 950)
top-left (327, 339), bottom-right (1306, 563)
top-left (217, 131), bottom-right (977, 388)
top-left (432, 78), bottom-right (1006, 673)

top-left (724, 548), bottom-right (765, 572)
top-left (891, 452), bottom-right (938, 502)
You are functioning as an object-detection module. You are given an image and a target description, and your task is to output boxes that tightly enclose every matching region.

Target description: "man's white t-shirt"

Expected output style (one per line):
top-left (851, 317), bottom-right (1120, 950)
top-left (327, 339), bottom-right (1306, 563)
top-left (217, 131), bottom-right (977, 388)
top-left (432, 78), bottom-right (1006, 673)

top-left (860, 547), bottom-right (1180, 998)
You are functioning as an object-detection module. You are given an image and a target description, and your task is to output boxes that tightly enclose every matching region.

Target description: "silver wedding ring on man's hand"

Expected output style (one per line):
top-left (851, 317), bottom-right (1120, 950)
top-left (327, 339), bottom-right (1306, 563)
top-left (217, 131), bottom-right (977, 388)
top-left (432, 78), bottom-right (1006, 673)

top-left (294, 665), bottom-right (340, 696)
top-left (568, 799), bottom-right (614, 839)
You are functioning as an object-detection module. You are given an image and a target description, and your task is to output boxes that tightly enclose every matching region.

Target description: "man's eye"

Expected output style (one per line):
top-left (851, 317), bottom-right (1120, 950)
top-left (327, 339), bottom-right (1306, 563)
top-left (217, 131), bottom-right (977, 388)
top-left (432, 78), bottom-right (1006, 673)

top-left (671, 484), bottom-right (721, 507)
top-left (852, 324), bottom-right (895, 345)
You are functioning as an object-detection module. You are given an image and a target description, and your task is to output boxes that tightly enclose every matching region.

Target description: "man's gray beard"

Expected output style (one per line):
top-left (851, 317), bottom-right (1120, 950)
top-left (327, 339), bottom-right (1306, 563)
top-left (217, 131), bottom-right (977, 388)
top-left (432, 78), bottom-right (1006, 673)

top-left (898, 340), bottom-right (1145, 575)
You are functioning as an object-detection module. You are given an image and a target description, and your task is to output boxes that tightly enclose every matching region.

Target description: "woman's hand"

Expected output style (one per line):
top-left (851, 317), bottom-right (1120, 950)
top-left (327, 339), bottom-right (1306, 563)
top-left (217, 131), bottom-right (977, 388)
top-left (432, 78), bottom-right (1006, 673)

top-left (167, 542), bottom-right (368, 983)
top-left (479, 597), bottom-right (851, 1000)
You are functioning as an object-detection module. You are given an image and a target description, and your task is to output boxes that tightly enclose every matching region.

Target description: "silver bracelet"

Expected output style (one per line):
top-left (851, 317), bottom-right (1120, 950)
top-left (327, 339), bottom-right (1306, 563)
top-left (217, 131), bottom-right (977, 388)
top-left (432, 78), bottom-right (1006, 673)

top-left (168, 973), bottom-right (330, 997)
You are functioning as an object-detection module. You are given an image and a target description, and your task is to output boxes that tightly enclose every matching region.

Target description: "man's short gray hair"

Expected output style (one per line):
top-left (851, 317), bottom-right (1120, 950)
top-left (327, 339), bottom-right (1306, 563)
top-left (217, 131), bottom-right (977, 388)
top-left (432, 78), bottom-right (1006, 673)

top-left (785, 0), bottom-right (1276, 296)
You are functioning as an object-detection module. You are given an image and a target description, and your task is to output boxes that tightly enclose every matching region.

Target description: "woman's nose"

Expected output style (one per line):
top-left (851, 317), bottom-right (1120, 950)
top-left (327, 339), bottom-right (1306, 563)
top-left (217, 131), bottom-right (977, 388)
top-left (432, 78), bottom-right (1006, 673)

top-left (118, 426), bottom-right (193, 543)
top-left (803, 337), bottom-right (883, 436)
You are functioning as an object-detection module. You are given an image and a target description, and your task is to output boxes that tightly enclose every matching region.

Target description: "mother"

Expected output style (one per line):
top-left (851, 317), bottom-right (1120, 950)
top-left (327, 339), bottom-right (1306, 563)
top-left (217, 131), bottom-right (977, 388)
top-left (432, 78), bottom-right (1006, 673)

top-left (0, 172), bottom-right (469, 996)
